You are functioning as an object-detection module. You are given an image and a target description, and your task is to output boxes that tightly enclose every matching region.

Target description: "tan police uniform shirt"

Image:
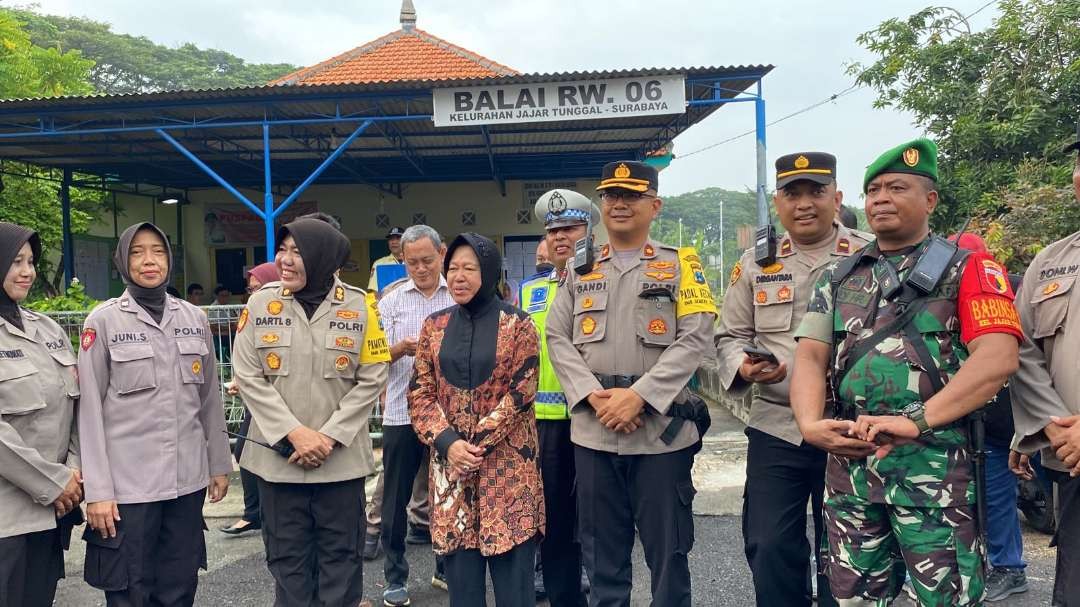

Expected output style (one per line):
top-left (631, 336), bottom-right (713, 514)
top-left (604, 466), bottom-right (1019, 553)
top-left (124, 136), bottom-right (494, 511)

top-left (715, 224), bottom-right (871, 445)
top-left (78, 293), bottom-right (232, 504)
top-left (546, 240), bottom-right (717, 455)
top-left (232, 279), bottom-right (390, 483)
top-left (1009, 230), bottom-right (1080, 472)
top-left (0, 309), bottom-right (80, 538)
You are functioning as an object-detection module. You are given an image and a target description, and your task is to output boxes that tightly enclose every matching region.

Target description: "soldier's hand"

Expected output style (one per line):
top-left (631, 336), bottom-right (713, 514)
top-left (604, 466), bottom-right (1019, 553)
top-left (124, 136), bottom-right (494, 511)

top-left (802, 419), bottom-right (876, 458)
top-left (738, 357), bottom-right (787, 384)
top-left (1049, 415), bottom-right (1080, 475)
top-left (1008, 450), bottom-right (1035, 480)
top-left (87, 500), bottom-right (121, 539)
top-left (208, 474), bottom-right (229, 503)
top-left (854, 415), bottom-right (919, 458)
top-left (287, 426), bottom-right (332, 467)
top-left (595, 388), bottom-right (645, 430)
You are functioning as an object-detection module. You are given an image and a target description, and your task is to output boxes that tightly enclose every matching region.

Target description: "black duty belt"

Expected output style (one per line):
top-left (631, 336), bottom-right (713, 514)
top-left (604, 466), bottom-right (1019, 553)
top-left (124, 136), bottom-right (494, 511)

top-left (593, 373), bottom-right (639, 389)
top-left (593, 373), bottom-right (711, 447)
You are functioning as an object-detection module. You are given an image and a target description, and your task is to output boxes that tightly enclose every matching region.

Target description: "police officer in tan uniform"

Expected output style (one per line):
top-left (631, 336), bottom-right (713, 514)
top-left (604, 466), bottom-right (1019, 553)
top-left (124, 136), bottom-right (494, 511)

top-left (546, 160), bottom-right (717, 607)
top-left (0, 223), bottom-right (82, 607)
top-left (715, 152), bottom-right (869, 607)
top-left (78, 222), bottom-right (232, 606)
top-left (1009, 121), bottom-right (1080, 606)
top-left (232, 217), bottom-right (390, 607)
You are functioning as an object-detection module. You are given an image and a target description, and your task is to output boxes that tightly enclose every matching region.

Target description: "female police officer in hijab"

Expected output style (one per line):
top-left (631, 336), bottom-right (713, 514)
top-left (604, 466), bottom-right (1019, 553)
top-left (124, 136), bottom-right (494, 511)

top-left (410, 232), bottom-right (543, 606)
top-left (0, 222), bottom-right (82, 606)
top-left (77, 222), bottom-right (232, 606)
top-left (232, 217), bottom-right (390, 606)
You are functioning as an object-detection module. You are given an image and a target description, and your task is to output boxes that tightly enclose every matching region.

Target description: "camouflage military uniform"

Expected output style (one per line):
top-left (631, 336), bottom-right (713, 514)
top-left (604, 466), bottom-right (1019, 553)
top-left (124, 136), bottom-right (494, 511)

top-left (796, 237), bottom-right (1021, 606)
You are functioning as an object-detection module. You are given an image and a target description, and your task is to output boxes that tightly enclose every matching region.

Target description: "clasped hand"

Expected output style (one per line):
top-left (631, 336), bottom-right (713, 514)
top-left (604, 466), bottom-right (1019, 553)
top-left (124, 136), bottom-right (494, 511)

top-left (589, 388), bottom-right (645, 434)
top-left (447, 440), bottom-right (485, 480)
top-left (287, 426), bottom-right (336, 469)
top-left (1047, 415), bottom-right (1080, 476)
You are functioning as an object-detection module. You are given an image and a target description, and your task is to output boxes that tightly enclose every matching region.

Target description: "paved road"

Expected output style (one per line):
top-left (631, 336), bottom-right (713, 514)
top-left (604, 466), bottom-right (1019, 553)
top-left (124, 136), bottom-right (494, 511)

top-left (55, 513), bottom-right (1055, 606)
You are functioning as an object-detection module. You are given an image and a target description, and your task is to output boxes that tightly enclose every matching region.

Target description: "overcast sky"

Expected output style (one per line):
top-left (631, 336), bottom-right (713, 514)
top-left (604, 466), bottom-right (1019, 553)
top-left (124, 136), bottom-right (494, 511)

top-left (16, 0), bottom-right (997, 203)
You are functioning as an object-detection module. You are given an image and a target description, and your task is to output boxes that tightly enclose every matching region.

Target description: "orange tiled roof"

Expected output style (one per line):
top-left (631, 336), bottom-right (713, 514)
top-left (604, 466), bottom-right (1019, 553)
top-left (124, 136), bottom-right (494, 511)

top-left (270, 28), bottom-right (518, 86)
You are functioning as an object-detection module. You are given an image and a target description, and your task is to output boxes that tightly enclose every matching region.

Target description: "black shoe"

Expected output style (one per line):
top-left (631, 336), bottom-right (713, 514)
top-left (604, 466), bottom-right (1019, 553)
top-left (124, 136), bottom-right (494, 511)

top-left (534, 565), bottom-right (547, 601)
top-left (405, 524), bottom-right (431, 545)
top-left (220, 519), bottom-right (260, 535)
top-left (363, 533), bottom-right (382, 561)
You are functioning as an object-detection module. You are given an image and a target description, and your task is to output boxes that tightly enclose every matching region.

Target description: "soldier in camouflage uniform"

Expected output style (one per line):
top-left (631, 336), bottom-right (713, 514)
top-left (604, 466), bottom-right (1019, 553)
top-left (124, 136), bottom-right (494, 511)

top-left (789, 139), bottom-right (1023, 606)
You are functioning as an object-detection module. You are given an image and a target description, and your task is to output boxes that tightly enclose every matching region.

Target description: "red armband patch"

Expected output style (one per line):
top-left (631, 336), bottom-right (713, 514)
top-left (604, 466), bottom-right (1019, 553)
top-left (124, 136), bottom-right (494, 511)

top-left (80, 328), bottom-right (97, 350)
top-left (958, 253), bottom-right (1022, 343)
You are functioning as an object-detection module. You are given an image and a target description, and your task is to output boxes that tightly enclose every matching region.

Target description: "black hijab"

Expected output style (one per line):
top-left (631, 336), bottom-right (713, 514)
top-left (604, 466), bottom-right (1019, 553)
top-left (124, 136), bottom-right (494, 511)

top-left (0, 222), bottom-right (41, 331)
top-left (277, 218), bottom-right (350, 319)
top-left (114, 222), bottom-right (172, 324)
top-left (439, 233), bottom-right (506, 389)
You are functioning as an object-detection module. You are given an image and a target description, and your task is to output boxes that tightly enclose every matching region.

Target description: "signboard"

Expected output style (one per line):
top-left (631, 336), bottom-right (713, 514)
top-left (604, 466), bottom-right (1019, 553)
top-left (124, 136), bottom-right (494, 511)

top-left (433, 75), bottom-right (686, 127)
top-left (522, 181), bottom-right (578, 209)
top-left (204, 201), bottom-right (318, 247)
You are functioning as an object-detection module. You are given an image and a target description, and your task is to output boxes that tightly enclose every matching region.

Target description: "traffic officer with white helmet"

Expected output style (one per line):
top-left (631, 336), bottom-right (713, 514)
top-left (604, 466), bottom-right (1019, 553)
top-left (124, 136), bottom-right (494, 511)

top-left (78, 222), bottom-right (232, 606)
top-left (521, 189), bottom-right (599, 606)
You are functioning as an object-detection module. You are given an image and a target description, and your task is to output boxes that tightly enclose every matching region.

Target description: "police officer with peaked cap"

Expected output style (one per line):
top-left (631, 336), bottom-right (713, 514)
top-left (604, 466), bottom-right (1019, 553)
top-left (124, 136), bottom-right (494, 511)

top-left (78, 222), bottom-right (232, 606)
top-left (520, 188), bottom-right (599, 606)
top-left (1008, 120), bottom-right (1080, 606)
top-left (546, 161), bottom-right (717, 606)
top-left (232, 217), bottom-right (391, 606)
top-left (0, 223), bottom-right (82, 607)
top-left (716, 152), bottom-right (869, 606)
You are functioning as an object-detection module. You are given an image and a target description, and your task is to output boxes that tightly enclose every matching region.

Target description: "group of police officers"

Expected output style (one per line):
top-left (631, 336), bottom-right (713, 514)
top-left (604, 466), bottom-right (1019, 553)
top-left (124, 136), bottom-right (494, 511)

top-left (0, 126), bottom-right (1079, 607)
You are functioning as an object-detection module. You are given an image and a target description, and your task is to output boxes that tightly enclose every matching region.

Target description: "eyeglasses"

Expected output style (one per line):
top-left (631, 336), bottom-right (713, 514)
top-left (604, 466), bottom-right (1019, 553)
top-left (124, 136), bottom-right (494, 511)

top-left (599, 191), bottom-right (654, 204)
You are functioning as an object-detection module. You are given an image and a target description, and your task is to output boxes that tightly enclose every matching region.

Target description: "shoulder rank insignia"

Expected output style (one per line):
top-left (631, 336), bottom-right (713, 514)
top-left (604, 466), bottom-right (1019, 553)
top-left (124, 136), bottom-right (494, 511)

top-left (334, 286), bottom-right (345, 302)
top-left (281, 288), bottom-right (291, 297)
top-left (600, 244), bottom-right (610, 258)
top-left (837, 238), bottom-right (851, 254)
top-left (779, 240), bottom-right (793, 256)
top-left (643, 244), bottom-right (656, 257)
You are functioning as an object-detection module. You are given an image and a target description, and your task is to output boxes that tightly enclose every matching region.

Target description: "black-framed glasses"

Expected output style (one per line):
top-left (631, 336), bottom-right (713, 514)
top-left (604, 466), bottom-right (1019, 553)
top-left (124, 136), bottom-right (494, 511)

top-left (599, 191), bottom-right (654, 204)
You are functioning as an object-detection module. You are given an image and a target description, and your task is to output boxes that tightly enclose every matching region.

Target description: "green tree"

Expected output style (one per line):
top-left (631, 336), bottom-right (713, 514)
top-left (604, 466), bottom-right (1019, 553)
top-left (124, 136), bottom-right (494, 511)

top-left (851, 0), bottom-right (1080, 269)
top-left (8, 8), bottom-right (296, 94)
top-left (0, 10), bottom-right (106, 294)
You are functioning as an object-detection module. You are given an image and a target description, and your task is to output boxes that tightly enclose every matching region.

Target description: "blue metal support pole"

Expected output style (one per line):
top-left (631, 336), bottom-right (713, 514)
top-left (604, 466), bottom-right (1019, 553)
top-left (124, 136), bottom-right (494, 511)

top-left (754, 81), bottom-right (768, 227)
top-left (60, 168), bottom-right (74, 289)
top-left (155, 128), bottom-right (264, 217)
top-left (263, 123), bottom-right (275, 262)
top-left (272, 119), bottom-right (373, 219)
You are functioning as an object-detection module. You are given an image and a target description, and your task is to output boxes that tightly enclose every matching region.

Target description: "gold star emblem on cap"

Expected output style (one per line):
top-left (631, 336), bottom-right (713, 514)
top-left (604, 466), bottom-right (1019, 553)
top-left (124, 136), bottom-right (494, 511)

top-left (614, 163), bottom-right (631, 179)
top-left (794, 155), bottom-right (810, 169)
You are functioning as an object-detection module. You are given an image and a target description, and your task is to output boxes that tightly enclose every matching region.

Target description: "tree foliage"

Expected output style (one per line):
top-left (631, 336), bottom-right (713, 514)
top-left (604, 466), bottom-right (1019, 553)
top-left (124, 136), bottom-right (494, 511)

top-left (851, 0), bottom-right (1080, 269)
top-left (8, 8), bottom-right (296, 93)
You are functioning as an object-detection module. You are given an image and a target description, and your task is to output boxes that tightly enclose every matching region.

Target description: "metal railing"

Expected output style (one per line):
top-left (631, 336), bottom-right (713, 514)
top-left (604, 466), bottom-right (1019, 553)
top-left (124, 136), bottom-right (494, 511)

top-left (43, 305), bottom-right (384, 438)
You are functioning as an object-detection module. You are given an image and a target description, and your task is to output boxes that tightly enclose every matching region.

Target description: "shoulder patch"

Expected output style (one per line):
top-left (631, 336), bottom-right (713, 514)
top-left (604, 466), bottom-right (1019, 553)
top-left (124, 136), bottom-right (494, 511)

top-left (676, 246), bottom-right (717, 318)
top-left (80, 328), bottom-right (97, 351)
top-left (729, 261), bottom-right (743, 286)
top-left (236, 308), bottom-right (249, 333)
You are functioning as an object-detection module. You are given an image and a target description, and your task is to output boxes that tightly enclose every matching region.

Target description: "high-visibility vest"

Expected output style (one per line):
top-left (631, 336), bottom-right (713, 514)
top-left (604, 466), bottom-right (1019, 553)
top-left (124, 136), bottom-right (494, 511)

top-left (520, 271), bottom-right (569, 420)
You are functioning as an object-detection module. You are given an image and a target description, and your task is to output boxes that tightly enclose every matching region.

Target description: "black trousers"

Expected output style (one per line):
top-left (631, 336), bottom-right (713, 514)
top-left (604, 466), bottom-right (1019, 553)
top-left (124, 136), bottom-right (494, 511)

top-left (0, 527), bottom-right (64, 607)
top-left (1047, 470), bottom-right (1080, 607)
top-left (444, 537), bottom-right (536, 607)
top-left (537, 420), bottom-right (587, 607)
top-left (381, 424), bottom-right (427, 586)
top-left (234, 410), bottom-right (262, 526)
top-left (575, 445), bottom-right (696, 607)
top-left (258, 478), bottom-right (365, 607)
top-left (83, 489), bottom-right (207, 607)
top-left (742, 427), bottom-right (836, 607)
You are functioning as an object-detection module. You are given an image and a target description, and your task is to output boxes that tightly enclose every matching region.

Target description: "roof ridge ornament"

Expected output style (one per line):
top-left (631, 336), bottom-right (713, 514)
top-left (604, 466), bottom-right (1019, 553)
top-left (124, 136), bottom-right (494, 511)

top-left (401, 0), bottom-right (417, 31)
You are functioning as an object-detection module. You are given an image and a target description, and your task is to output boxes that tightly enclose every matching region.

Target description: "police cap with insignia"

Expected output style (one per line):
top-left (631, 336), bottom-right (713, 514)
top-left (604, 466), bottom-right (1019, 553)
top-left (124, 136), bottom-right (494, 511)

top-left (1065, 120), bottom-right (1080, 154)
top-left (534, 189), bottom-right (601, 229)
top-left (863, 138), bottom-right (938, 193)
top-left (775, 152), bottom-right (837, 189)
top-left (596, 160), bottom-right (658, 193)
top-left (386, 226), bottom-right (405, 239)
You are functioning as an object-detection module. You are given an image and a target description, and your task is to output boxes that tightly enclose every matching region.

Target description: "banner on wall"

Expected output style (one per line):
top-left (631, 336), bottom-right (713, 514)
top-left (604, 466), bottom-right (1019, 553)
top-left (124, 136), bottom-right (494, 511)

top-left (203, 201), bottom-right (318, 247)
top-left (433, 75), bottom-right (686, 127)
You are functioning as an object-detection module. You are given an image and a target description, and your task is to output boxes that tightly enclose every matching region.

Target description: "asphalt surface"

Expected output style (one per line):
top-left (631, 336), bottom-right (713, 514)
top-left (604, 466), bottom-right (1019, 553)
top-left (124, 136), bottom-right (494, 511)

top-left (55, 513), bottom-right (1055, 606)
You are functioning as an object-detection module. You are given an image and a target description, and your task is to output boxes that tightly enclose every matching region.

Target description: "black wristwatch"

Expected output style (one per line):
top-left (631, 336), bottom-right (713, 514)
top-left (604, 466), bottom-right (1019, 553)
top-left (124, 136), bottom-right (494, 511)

top-left (900, 401), bottom-right (932, 436)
